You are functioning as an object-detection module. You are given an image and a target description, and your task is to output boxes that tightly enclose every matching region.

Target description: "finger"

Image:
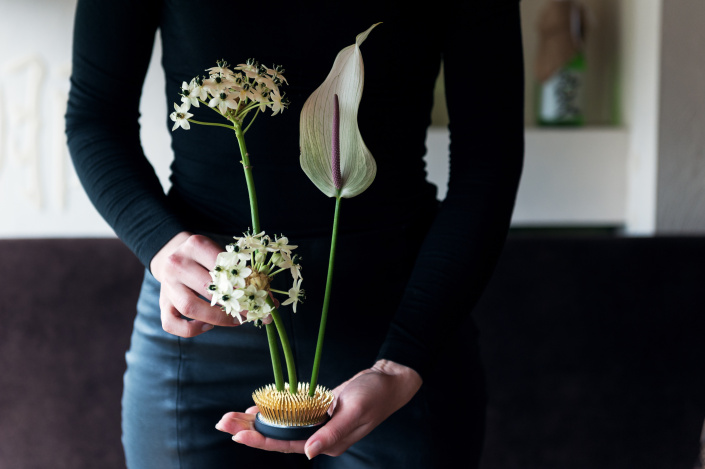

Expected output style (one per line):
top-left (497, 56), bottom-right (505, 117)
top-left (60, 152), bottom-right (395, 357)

top-left (181, 234), bottom-right (224, 270)
top-left (215, 412), bottom-right (255, 434)
top-left (245, 406), bottom-right (259, 414)
top-left (304, 405), bottom-right (367, 459)
top-left (163, 248), bottom-right (218, 300)
top-left (166, 282), bottom-right (240, 327)
top-left (215, 411), bottom-right (307, 454)
top-left (160, 299), bottom-right (213, 337)
top-left (233, 430), bottom-right (306, 454)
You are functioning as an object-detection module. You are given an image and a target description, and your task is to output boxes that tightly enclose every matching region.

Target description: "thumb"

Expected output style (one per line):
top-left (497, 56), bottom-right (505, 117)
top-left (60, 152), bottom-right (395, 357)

top-left (304, 409), bottom-right (358, 459)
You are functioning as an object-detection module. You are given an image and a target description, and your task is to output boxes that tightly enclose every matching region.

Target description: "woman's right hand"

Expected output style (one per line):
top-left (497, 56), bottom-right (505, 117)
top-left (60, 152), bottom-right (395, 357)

top-left (150, 232), bottom-right (240, 337)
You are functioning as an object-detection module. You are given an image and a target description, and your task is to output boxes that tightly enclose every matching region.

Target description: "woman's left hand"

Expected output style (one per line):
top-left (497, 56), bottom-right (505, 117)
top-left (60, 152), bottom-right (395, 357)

top-left (215, 359), bottom-right (422, 459)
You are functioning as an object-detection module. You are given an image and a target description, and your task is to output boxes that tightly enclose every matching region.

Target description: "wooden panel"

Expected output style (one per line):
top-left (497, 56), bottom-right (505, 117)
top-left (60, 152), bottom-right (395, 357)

top-left (656, 0), bottom-right (705, 233)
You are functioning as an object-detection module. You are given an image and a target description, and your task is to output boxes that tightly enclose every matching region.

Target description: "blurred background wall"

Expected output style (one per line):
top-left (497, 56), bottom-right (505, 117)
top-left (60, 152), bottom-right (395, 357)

top-left (0, 0), bottom-right (170, 238)
top-left (0, 0), bottom-right (702, 238)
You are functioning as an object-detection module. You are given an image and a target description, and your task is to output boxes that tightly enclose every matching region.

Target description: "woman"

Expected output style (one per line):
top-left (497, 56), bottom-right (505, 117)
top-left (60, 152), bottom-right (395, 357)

top-left (66, 1), bottom-right (524, 467)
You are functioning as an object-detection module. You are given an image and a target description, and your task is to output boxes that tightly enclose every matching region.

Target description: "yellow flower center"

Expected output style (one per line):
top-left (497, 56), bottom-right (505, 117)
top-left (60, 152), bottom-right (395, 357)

top-left (246, 270), bottom-right (270, 291)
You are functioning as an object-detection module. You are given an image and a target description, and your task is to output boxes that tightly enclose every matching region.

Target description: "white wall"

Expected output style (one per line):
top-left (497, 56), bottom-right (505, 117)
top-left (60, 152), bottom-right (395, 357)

top-left (620, 0), bottom-right (662, 235)
top-left (0, 0), bottom-right (171, 238)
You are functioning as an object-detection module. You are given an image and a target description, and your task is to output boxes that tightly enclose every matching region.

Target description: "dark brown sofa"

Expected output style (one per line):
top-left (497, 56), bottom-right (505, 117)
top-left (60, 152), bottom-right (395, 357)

top-left (0, 239), bottom-right (142, 469)
top-left (1, 236), bottom-right (703, 468)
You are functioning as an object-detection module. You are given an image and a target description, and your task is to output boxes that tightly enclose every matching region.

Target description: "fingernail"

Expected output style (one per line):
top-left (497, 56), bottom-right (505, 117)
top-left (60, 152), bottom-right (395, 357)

top-left (232, 434), bottom-right (243, 444)
top-left (305, 441), bottom-right (321, 460)
top-left (202, 323), bottom-right (214, 332)
top-left (215, 421), bottom-right (224, 431)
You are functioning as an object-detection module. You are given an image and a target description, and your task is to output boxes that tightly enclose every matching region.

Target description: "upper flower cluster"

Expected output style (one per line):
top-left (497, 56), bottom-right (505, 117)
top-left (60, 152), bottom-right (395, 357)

top-left (170, 59), bottom-right (290, 131)
top-left (208, 231), bottom-right (303, 327)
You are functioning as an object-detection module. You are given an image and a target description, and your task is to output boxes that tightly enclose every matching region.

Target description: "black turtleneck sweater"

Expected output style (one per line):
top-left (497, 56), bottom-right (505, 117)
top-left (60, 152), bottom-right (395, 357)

top-left (66, 0), bottom-right (524, 380)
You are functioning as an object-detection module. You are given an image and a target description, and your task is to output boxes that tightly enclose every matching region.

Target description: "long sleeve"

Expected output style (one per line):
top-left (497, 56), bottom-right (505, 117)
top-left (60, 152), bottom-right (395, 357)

top-left (65, 0), bottom-right (187, 268)
top-left (377, 1), bottom-right (525, 379)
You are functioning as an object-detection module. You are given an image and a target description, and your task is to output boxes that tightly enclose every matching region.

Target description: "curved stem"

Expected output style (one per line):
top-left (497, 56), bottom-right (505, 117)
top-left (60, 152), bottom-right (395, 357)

top-left (187, 119), bottom-right (235, 130)
top-left (241, 100), bottom-right (272, 115)
top-left (243, 107), bottom-right (261, 134)
top-left (199, 100), bottom-right (228, 119)
top-left (309, 196), bottom-right (341, 396)
top-left (268, 267), bottom-right (287, 277)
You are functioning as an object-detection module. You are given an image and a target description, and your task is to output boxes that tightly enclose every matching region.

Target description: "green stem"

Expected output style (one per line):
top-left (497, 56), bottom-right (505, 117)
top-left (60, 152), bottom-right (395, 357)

top-left (241, 100), bottom-right (272, 115)
top-left (233, 121), bottom-right (298, 393)
top-left (188, 119), bottom-right (235, 130)
top-left (309, 196), bottom-right (341, 396)
top-left (269, 303), bottom-right (298, 394)
top-left (233, 123), bottom-right (261, 234)
top-left (266, 324), bottom-right (285, 391)
top-left (242, 107), bottom-right (261, 134)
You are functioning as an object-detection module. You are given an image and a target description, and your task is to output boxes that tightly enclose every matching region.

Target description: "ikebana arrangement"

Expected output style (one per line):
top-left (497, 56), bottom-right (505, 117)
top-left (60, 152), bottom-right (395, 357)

top-left (169, 24), bottom-right (380, 440)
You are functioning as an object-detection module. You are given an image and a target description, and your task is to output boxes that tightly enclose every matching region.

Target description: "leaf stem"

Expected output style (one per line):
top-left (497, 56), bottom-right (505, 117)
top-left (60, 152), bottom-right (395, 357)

top-left (309, 196), bottom-right (342, 396)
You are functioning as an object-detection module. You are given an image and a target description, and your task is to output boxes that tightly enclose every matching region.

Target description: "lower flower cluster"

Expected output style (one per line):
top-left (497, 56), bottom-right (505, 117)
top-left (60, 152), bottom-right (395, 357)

top-left (208, 231), bottom-right (303, 326)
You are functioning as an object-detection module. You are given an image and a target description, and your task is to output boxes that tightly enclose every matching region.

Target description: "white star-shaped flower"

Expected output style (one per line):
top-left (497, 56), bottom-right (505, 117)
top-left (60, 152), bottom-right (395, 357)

top-left (244, 302), bottom-right (273, 326)
top-left (239, 285), bottom-right (268, 318)
top-left (235, 62), bottom-right (259, 80)
top-left (206, 64), bottom-right (234, 77)
top-left (269, 236), bottom-right (297, 254)
top-left (235, 231), bottom-right (266, 252)
top-left (248, 85), bottom-right (270, 112)
top-left (169, 103), bottom-right (193, 131)
top-left (269, 90), bottom-right (286, 116)
top-left (229, 84), bottom-right (248, 104)
top-left (229, 262), bottom-right (252, 289)
top-left (209, 90), bottom-right (238, 114)
top-left (256, 76), bottom-right (278, 94)
top-left (209, 283), bottom-right (245, 317)
top-left (278, 252), bottom-right (302, 281)
top-left (281, 278), bottom-right (304, 313)
top-left (225, 243), bottom-right (252, 261)
top-left (215, 250), bottom-right (240, 270)
top-left (266, 65), bottom-right (288, 85)
top-left (209, 269), bottom-right (232, 295)
top-left (189, 77), bottom-right (208, 101)
top-left (180, 81), bottom-right (200, 107)
top-left (202, 75), bottom-right (230, 96)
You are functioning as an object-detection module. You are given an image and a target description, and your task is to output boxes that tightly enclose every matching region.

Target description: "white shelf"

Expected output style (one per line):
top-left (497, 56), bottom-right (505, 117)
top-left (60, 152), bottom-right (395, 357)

top-left (424, 127), bottom-right (629, 227)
